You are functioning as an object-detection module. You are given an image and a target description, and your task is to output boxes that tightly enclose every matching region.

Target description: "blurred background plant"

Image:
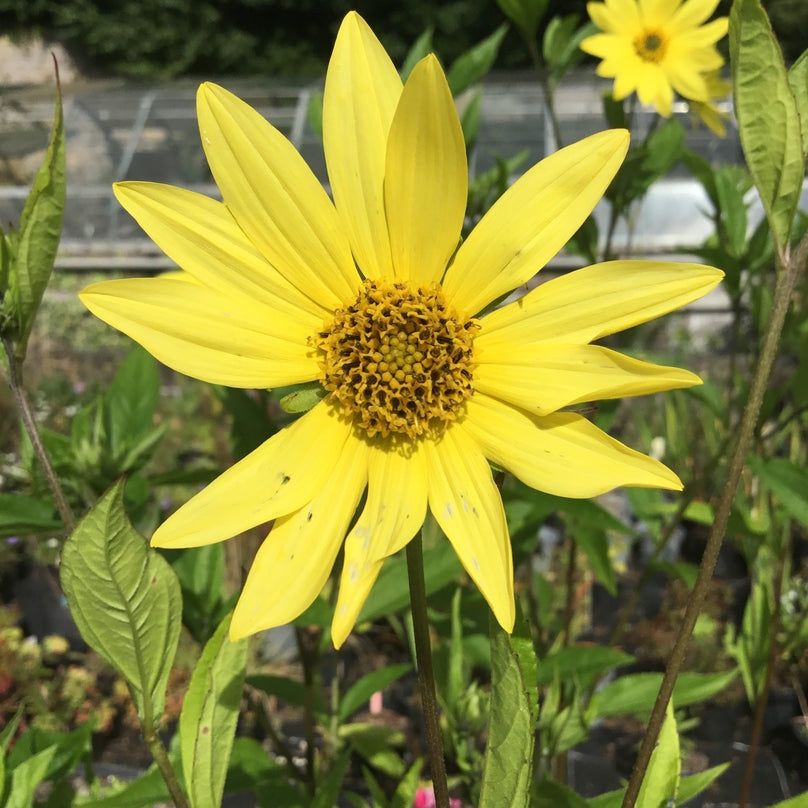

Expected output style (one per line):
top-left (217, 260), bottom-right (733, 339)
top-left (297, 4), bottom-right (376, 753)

top-left (0, 0), bottom-right (807, 806)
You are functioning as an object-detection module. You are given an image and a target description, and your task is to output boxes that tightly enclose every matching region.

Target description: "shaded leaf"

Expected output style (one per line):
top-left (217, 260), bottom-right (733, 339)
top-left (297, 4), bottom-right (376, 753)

top-left (6, 746), bottom-right (57, 808)
top-left (446, 25), bottom-right (508, 96)
top-left (339, 663), bottom-right (411, 723)
top-left (479, 605), bottom-right (537, 808)
top-left (497, 0), bottom-right (549, 41)
top-left (180, 612), bottom-right (247, 808)
top-left (60, 480), bottom-right (181, 722)
top-left (636, 700), bottom-right (679, 808)
top-left (0, 493), bottom-right (60, 537)
top-left (401, 28), bottom-right (434, 83)
top-left (749, 455), bottom-right (808, 527)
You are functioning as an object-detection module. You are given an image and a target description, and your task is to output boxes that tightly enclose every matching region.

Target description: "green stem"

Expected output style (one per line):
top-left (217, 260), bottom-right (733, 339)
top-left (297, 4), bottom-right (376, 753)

top-left (142, 725), bottom-right (191, 808)
top-left (406, 531), bottom-right (449, 808)
top-left (739, 528), bottom-right (789, 808)
top-left (620, 240), bottom-right (806, 808)
top-left (2, 336), bottom-right (76, 532)
top-left (526, 38), bottom-right (564, 151)
top-left (296, 625), bottom-right (321, 796)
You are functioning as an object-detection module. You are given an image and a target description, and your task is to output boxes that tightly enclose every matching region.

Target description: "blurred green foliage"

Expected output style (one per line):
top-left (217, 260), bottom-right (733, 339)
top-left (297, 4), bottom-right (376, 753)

top-left (1, 0), bottom-right (803, 80)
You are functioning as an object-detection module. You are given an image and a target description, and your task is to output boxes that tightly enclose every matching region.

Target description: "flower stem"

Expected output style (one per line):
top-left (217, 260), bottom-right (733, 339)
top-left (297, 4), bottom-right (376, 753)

top-left (2, 336), bottom-right (76, 532)
top-left (142, 724), bottom-right (191, 808)
top-left (620, 239), bottom-right (806, 808)
top-left (406, 531), bottom-right (449, 808)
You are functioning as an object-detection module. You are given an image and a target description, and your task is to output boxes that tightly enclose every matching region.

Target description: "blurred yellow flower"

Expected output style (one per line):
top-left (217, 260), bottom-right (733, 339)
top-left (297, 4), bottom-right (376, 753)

top-left (581, 0), bottom-right (728, 117)
top-left (80, 12), bottom-right (723, 647)
top-left (691, 70), bottom-right (732, 136)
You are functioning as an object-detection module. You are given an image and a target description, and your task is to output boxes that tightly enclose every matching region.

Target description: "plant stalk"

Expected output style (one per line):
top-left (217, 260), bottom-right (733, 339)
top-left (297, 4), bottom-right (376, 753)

top-left (142, 725), bottom-right (191, 808)
top-left (406, 531), bottom-right (450, 808)
top-left (2, 336), bottom-right (76, 532)
top-left (620, 242), bottom-right (805, 808)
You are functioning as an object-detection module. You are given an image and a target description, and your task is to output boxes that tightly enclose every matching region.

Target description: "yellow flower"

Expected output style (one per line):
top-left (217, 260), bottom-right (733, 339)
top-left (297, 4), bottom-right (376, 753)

top-left (690, 70), bottom-right (732, 137)
top-left (80, 12), bottom-right (723, 647)
top-left (581, 0), bottom-right (728, 117)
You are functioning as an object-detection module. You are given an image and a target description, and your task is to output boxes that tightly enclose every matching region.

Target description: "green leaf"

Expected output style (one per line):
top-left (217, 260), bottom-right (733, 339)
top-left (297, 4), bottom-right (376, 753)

top-left (749, 455), bottom-right (808, 527)
top-left (170, 543), bottom-right (228, 643)
top-left (636, 700), bottom-right (679, 808)
top-left (714, 166), bottom-right (750, 259)
top-left (534, 777), bottom-right (589, 808)
top-left (446, 25), bottom-right (508, 96)
top-left (767, 794), bottom-right (808, 808)
top-left (180, 612), bottom-right (247, 808)
top-left (279, 382), bottom-right (327, 414)
top-left (675, 763), bottom-right (730, 804)
top-left (401, 28), bottom-right (434, 82)
top-left (0, 493), bottom-right (60, 537)
top-left (247, 673), bottom-right (327, 716)
top-left (339, 663), bottom-right (411, 723)
top-left (76, 760), bottom-right (177, 807)
top-left (479, 606), bottom-right (537, 808)
top-left (60, 480), bottom-right (181, 722)
top-left (593, 669), bottom-right (738, 718)
top-left (536, 645), bottom-right (634, 689)
top-left (104, 346), bottom-right (161, 465)
top-left (0, 709), bottom-right (23, 799)
top-left (460, 87), bottom-right (482, 149)
top-left (6, 745), bottom-right (57, 808)
top-left (225, 737), bottom-right (304, 801)
top-left (729, 0), bottom-right (805, 252)
top-left (390, 758), bottom-right (423, 808)
top-left (496, 0), bottom-right (549, 41)
top-left (6, 68), bottom-right (65, 361)
top-left (339, 724), bottom-right (406, 777)
top-left (306, 91), bottom-right (323, 140)
top-left (788, 50), bottom-right (808, 158)
top-left (7, 722), bottom-right (94, 784)
top-left (569, 520), bottom-right (616, 594)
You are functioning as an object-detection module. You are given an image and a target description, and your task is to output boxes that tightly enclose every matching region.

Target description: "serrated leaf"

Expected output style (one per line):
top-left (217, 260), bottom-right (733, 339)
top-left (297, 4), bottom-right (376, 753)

top-left (180, 611), bottom-right (247, 808)
top-left (788, 50), bottom-right (808, 158)
top-left (479, 606), bottom-right (537, 808)
top-left (8, 68), bottom-right (65, 361)
top-left (60, 480), bottom-right (181, 722)
top-left (729, 0), bottom-right (804, 252)
top-left (401, 28), bottom-right (434, 83)
top-left (7, 745), bottom-right (57, 808)
top-left (339, 663), bottom-right (411, 723)
top-left (496, 0), bottom-right (549, 41)
top-left (446, 25), bottom-right (508, 96)
top-left (0, 493), bottom-right (60, 537)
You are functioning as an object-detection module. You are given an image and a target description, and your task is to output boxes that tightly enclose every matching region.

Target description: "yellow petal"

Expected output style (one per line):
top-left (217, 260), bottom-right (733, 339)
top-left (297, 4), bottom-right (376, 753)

top-left (331, 439), bottom-right (428, 647)
top-left (634, 62), bottom-right (674, 115)
top-left (79, 277), bottom-right (317, 388)
top-left (424, 424), bottom-right (515, 632)
top-left (639, 0), bottom-right (680, 27)
top-left (197, 82), bottom-right (359, 309)
top-left (151, 402), bottom-right (353, 548)
top-left (443, 130), bottom-right (629, 316)
top-left (475, 343), bottom-right (702, 415)
top-left (477, 261), bottom-right (724, 350)
top-left (669, 0), bottom-right (720, 32)
top-left (230, 431), bottom-right (369, 639)
top-left (464, 393), bottom-right (682, 497)
top-left (384, 55), bottom-right (467, 285)
top-left (323, 11), bottom-right (402, 279)
top-left (114, 182), bottom-right (329, 324)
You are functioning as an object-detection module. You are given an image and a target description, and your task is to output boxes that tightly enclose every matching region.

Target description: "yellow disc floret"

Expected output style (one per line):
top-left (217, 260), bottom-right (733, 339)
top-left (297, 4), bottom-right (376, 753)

top-left (634, 30), bottom-right (668, 63)
top-left (314, 279), bottom-right (478, 439)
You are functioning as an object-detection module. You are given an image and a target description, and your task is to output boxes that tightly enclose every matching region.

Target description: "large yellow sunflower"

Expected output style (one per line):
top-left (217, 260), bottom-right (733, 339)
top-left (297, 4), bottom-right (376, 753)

top-left (80, 12), bottom-right (722, 647)
top-left (580, 0), bottom-right (729, 117)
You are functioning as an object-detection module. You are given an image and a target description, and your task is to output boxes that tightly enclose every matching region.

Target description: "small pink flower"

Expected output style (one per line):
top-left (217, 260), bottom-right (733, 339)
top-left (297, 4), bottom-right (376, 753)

top-left (413, 787), bottom-right (461, 808)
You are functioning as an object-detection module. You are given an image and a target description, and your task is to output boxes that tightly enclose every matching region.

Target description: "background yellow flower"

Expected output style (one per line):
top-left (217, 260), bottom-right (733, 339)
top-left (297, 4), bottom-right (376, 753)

top-left (581, 0), bottom-right (729, 116)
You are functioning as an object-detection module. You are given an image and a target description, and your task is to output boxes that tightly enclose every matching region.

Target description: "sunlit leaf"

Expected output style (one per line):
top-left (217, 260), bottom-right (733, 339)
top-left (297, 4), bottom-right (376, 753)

top-left (7, 65), bottom-right (65, 361)
top-left (788, 50), bottom-right (808, 158)
top-left (339, 663), bottom-right (411, 723)
top-left (636, 700), bottom-right (679, 808)
top-left (60, 480), bottom-right (181, 722)
top-left (729, 0), bottom-right (804, 252)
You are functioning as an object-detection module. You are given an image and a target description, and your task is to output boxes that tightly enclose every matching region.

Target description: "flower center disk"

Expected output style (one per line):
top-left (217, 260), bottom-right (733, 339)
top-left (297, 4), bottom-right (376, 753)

top-left (634, 29), bottom-right (667, 63)
top-left (315, 279), bottom-right (478, 439)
